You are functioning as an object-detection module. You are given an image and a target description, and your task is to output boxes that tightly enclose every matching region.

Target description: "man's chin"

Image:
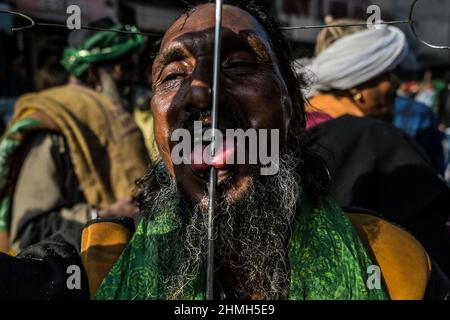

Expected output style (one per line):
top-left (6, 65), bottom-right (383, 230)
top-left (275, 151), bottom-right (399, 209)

top-left (201, 179), bottom-right (253, 213)
top-left (219, 173), bottom-right (253, 206)
top-left (175, 164), bottom-right (255, 210)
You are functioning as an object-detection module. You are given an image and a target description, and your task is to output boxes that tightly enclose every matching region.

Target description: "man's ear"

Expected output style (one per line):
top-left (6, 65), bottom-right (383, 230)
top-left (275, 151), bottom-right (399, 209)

top-left (349, 88), bottom-right (364, 103)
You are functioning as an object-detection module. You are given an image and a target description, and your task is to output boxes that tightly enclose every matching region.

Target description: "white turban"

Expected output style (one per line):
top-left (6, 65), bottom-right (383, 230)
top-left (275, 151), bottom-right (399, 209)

top-left (305, 26), bottom-right (409, 96)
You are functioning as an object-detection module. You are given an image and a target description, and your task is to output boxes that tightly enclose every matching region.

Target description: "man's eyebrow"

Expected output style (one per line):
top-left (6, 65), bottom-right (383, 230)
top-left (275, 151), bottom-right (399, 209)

top-left (155, 31), bottom-right (271, 66)
top-left (155, 45), bottom-right (190, 67)
top-left (224, 32), bottom-right (271, 61)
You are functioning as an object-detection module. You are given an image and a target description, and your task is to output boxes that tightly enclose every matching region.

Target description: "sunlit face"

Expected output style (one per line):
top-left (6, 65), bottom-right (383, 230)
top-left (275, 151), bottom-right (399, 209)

top-left (151, 4), bottom-right (293, 205)
top-left (352, 72), bottom-right (400, 120)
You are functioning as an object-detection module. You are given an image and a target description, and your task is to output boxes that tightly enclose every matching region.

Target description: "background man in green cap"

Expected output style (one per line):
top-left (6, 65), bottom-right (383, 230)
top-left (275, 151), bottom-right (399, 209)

top-left (0, 18), bottom-right (151, 254)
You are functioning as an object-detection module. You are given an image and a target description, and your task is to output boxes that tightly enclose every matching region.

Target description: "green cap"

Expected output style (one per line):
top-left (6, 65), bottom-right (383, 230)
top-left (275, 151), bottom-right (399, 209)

top-left (61, 24), bottom-right (146, 77)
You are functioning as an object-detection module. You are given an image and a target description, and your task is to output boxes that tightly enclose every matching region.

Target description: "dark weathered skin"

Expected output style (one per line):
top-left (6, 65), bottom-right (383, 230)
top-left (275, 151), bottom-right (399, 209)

top-left (151, 4), bottom-right (293, 207)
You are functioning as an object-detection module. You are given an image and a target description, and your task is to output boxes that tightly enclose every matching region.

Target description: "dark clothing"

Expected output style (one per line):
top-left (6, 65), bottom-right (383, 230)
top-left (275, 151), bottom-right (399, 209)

top-left (0, 232), bottom-right (89, 300)
top-left (307, 115), bottom-right (450, 277)
top-left (393, 96), bottom-right (445, 174)
top-left (0, 217), bottom-right (133, 300)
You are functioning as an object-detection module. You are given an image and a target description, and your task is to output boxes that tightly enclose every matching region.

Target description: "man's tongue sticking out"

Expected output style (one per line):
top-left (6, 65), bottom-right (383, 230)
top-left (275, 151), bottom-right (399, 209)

top-left (190, 137), bottom-right (235, 174)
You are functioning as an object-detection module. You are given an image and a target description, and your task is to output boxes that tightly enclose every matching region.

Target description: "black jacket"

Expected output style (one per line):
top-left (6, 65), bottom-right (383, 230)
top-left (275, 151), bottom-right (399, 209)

top-left (307, 115), bottom-right (450, 277)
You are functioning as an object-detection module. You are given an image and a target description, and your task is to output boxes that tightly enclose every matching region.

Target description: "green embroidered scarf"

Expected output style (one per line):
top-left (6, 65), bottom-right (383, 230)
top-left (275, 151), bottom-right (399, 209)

top-left (95, 197), bottom-right (388, 300)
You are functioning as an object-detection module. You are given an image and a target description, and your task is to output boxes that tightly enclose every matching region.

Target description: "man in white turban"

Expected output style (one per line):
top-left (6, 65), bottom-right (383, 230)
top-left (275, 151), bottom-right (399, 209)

top-left (301, 18), bottom-right (450, 279)
top-left (304, 18), bottom-right (408, 121)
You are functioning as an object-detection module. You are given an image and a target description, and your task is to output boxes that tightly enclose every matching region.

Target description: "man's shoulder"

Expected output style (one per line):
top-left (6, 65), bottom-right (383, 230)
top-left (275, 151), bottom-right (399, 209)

top-left (316, 114), bottom-right (403, 134)
top-left (308, 115), bottom-right (412, 152)
top-left (346, 213), bottom-right (448, 299)
top-left (16, 84), bottom-right (109, 112)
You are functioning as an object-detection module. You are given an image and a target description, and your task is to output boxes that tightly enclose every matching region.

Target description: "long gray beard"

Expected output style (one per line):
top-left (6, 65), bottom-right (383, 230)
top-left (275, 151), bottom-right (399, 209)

top-left (145, 151), bottom-right (301, 300)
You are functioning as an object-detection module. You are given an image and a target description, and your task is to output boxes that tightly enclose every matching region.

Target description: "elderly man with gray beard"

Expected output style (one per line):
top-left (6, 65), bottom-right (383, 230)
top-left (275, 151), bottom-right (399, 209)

top-left (0, 1), bottom-right (448, 300)
top-left (89, 2), bottom-right (448, 300)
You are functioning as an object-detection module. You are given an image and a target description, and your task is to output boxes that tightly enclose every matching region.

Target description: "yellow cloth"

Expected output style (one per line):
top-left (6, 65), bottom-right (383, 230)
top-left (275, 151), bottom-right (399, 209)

top-left (307, 93), bottom-right (364, 119)
top-left (347, 213), bottom-right (431, 300)
top-left (12, 84), bottom-right (150, 209)
top-left (81, 221), bottom-right (133, 297)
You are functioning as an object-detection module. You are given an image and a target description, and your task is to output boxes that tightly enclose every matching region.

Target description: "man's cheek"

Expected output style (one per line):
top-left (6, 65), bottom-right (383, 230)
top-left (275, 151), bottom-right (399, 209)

top-left (154, 125), bottom-right (170, 159)
top-left (245, 98), bottom-right (286, 128)
top-left (254, 75), bottom-right (292, 126)
top-left (152, 93), bottom-right (175, 114)
top-left (158, 133), bottom-right (177, 177)
top-left (150, 104), bottom-right (171, 156)
top-left (236, 74), bottom-right (285, 104)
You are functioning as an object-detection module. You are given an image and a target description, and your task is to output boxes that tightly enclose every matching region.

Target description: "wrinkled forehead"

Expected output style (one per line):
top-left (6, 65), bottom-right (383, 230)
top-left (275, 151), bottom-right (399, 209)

top-left (160, 4), bottom-right (271, 53)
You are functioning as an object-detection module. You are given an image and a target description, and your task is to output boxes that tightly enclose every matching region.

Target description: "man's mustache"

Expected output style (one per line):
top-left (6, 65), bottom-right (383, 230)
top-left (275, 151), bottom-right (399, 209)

top-left (182, 108), bottom-right (243, 132)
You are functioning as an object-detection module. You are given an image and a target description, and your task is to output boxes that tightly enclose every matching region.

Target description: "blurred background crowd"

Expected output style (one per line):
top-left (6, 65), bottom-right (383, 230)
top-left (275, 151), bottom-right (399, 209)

top-left (1, 0), bottom-right (450, 180)
top-left (0, 0), bottom-right (449, 239)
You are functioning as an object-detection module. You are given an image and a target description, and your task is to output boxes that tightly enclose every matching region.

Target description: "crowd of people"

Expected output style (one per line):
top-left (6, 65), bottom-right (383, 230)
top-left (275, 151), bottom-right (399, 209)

top-left (0, 1), bottom-right (449, 300)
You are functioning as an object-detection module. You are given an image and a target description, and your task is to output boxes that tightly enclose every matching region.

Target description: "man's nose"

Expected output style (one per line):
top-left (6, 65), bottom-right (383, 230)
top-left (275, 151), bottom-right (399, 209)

top-left (190, 82), bottom-right (212, 110)
top-left (187, 61), bottom-right (213, 110)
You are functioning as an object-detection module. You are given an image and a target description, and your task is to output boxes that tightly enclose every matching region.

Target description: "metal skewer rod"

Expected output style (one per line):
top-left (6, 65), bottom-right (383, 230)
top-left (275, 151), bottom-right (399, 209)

top-left (2, 0), bottom-right (448, 50)
top-left (279, 19), bottom-right (410, 30)
top-left (206, 0), bottom-right (223, 301)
